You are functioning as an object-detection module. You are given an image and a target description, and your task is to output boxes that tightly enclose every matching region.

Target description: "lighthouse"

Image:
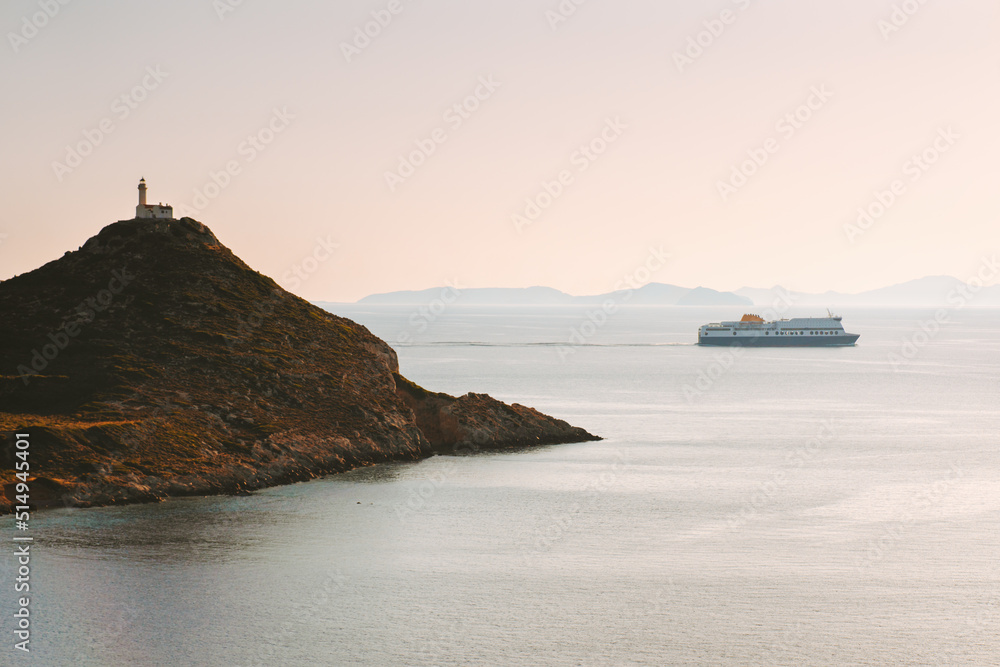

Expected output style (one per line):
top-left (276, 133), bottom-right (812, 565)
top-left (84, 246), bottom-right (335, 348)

top-left (135, 178), bottom-right (174, 219)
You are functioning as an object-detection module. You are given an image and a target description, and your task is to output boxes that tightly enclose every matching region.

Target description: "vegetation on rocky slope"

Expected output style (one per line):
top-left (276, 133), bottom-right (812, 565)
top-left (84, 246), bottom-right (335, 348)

top-left (0, 218), bottom-right (598, 511)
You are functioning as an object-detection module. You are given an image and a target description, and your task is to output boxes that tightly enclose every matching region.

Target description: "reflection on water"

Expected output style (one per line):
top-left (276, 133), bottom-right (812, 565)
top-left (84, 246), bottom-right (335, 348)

top-left (336, 460), bottom-right (411, 483)
top-left (38, 462), bottom-right (420, 563)
top-left (8, 307), bottom-right (1000, 666)
top-left (38, 496), bottom-right (283, 562)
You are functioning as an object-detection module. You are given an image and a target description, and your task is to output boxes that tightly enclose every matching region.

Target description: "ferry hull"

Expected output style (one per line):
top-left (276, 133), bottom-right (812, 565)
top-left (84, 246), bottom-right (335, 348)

top-left (698, 334), bottom-right (860, 347)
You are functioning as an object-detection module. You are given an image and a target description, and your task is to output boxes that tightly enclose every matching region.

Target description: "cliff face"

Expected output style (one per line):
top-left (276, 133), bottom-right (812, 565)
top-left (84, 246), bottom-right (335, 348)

top-left (394, 374), bottom-right (597, 454)
top-left (0, 218), bottom-right (598, 512)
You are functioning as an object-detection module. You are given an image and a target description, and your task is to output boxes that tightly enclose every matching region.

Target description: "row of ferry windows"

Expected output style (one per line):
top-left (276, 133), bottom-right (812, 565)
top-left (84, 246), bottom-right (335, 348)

top-left (725, 330), bottom-right (838, 335)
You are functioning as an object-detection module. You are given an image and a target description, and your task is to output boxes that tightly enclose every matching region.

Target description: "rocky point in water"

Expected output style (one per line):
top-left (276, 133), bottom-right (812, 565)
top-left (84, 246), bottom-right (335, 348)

top-left (0, 217), bottom-right (599, 512)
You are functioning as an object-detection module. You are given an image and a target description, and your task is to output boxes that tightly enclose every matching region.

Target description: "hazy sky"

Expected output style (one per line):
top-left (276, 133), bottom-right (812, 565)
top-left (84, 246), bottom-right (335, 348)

top-left (2, 0), bottom-right (998, 301)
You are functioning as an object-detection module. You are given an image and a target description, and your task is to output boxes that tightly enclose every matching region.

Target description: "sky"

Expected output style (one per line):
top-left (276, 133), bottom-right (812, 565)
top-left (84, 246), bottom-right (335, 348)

top-left (2, 0), bottom-right (998, 302)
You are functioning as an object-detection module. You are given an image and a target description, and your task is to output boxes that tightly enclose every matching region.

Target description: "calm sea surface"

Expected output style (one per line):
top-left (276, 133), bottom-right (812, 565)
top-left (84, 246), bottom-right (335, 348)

top-left (7, 306), bottom-right (1000, 666)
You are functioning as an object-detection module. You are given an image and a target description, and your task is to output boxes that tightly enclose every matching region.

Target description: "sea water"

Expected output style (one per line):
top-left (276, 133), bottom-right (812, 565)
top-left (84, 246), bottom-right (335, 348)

top-left (9, 306), bottom-right (1000, 666)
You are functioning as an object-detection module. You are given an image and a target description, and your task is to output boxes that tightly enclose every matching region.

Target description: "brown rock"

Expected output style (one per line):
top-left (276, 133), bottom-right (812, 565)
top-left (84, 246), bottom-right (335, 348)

top-left (0, 218), bottom-right (599, 511)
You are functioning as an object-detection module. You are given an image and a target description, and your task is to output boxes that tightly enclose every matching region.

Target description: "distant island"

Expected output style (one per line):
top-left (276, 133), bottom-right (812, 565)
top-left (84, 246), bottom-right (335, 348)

top-left (355, 284), bottom-right (752, 306)
top-left (735, 277), bottom-right (1000, 307)
top-left (347, 276), bottom-right (1000, 307)
top-left (0, 218), bottom-right (598, 513)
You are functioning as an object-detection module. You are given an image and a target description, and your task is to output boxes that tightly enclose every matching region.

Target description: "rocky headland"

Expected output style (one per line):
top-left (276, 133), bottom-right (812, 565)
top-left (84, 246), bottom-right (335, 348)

top-left (0, 218), bottom-right (598, 512)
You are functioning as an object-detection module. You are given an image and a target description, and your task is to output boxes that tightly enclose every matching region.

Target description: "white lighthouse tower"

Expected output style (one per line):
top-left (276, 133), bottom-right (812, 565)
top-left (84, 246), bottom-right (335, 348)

top-left (135, 178), bottom-right (174, 219)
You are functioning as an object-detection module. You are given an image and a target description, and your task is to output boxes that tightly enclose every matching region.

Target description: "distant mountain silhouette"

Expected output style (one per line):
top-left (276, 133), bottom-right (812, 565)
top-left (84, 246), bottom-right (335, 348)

top-left (675, 287), bottom-right (751, 306)
top-left (361, 286), bottom-right (573, 305)
top-left (358, 282), bottom-right (752, 306)
top-left (356, 275), bottom-right (1000, 308)
top-left (736, 275), bottom-right (1000, 307)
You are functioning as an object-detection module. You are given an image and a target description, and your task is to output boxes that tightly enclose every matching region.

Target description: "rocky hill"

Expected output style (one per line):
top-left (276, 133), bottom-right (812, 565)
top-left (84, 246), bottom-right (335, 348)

top-left (0, 218), bottom-right (598, 512)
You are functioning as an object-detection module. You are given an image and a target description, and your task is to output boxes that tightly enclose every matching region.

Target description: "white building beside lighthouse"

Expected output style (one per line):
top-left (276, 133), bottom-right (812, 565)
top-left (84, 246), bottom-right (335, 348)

top-left (136, 178), bottom-right (174, 219)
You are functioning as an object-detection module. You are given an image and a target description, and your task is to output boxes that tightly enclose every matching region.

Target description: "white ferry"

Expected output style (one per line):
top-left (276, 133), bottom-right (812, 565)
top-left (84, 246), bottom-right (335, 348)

top-left (697, 313), bottom-right (859, 346)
